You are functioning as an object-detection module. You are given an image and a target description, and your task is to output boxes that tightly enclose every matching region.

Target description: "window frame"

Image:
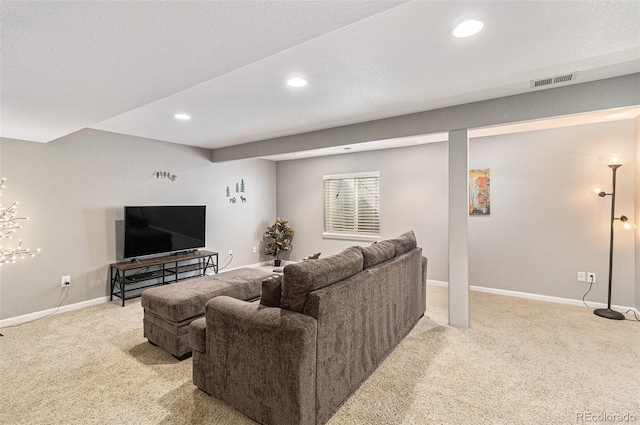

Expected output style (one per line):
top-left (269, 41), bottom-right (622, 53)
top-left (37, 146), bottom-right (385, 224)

top-left (322, 171), bottom-right (381, 242)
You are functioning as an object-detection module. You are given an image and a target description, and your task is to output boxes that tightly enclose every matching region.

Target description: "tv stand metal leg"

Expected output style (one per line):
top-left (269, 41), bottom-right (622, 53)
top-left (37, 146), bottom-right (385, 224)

top-left (121, 271), bottom-right (126, 307)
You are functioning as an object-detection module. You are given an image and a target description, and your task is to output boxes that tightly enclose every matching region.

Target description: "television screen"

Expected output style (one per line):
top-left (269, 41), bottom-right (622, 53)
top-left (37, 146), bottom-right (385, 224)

top-left (124, 206), bottom-right (206, 259)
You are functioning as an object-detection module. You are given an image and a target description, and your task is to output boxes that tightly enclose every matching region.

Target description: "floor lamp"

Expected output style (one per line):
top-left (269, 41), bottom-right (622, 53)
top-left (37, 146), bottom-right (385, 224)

top-left (589, 154), bottom-right (634, 320)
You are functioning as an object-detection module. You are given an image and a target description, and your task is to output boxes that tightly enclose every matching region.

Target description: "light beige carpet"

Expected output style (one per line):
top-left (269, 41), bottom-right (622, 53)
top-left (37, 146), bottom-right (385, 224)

top-left (1, 286), bottom-right (638, 425)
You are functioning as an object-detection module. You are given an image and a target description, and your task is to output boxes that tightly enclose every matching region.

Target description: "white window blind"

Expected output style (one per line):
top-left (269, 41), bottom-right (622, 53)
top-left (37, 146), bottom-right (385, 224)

top-left (323, 172), bottom-right (380, 240)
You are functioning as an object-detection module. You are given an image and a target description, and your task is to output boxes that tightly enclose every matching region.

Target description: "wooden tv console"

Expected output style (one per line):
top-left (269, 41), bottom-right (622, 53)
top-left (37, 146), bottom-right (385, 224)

top-left (109, 250), bottom-right (218, 306)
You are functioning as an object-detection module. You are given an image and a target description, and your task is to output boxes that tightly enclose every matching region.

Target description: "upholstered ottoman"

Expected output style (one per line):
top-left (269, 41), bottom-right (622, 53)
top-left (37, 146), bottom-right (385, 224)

top-left (141, 267), bottom-right (275, 359)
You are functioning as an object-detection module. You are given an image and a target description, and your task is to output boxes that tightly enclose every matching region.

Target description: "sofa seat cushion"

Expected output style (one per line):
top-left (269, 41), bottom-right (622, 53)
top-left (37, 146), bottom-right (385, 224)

top-left (390, 230), bottom-right (417, 256)
top-left (281, 246), bottom-right (363, 312)
top-left (141, 268), bottom-right (275, 323)
top-left (360, 240), bottom-right (396, 268)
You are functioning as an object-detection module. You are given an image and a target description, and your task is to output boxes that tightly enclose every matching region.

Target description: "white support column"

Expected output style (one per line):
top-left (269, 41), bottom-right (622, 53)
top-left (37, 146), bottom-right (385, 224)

top-left (448, 129), bottom-right (470, 328)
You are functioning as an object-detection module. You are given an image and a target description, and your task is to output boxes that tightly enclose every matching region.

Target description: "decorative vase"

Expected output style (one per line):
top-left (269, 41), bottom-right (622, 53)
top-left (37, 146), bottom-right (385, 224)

top-left (274, 259), bottom-right (281, 267)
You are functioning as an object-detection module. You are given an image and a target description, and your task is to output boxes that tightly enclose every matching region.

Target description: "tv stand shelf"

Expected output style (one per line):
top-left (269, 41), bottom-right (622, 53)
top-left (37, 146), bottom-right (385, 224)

top-left (109, 250), bottom-right (218, 306)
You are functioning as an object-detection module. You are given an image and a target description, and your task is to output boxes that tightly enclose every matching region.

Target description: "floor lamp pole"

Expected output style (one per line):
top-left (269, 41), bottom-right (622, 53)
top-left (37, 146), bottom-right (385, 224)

top-left (594, 164), bottom-right (625, 320)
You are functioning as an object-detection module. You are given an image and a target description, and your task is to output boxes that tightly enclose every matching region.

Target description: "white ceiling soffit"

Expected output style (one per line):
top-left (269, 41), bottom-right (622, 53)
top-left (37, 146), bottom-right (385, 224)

top-left (261, 106), bottom-right (640, 161)
top-left (1, 1), bottom-right (639, 149)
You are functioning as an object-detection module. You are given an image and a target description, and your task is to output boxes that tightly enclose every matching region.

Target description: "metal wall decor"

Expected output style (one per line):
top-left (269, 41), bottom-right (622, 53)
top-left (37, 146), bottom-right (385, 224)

top-left (152, 171), bottom-right (177, 181)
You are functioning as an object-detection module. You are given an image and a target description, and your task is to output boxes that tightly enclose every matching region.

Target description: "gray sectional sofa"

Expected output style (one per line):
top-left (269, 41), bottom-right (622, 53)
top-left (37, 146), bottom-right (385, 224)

top-left (189, 231), bottom-right (427, 425)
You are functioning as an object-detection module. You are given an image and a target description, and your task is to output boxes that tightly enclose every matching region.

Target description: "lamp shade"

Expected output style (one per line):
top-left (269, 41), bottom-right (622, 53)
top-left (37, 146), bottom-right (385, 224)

top-left (620, 216), bottom-right (636, 230)
top-left (588, 184), bottom-right (606, 197)
top-left (598, 154), bottom-right (632, 166)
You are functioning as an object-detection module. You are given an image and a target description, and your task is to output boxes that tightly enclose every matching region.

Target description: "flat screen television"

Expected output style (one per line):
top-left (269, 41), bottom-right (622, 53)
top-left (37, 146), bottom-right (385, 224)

top-left (124, 206), bottom-right (206, 259)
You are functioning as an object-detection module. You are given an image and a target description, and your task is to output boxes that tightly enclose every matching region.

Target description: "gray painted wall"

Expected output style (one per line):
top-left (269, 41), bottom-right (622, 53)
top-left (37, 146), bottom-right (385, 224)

top-left (276, 119), bottom-right (636, 307)
top-left (276, 142), bottom-right (449, 280)
top-left (0, 129), bottom-right (276, 319)
top-left (1, 115), bottom-right (636, 321)
top-left (469, 121), bottom-right (635, 307)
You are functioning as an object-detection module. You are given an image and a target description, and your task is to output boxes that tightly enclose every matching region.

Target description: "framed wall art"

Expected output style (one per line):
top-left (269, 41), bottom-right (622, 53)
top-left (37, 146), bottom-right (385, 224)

top-left (469, 168), bottom-right (490, 216)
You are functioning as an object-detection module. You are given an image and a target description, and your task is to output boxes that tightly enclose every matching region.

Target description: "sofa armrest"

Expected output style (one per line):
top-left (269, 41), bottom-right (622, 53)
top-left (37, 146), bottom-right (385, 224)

top-left (202, 296), bottom-right (318, 425)
top-left (189, 317), bottom-right (206, 353)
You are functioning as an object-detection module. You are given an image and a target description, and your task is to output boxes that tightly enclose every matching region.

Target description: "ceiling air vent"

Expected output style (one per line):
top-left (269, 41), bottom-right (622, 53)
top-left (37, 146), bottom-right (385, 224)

top-left (530, 72), bottom-right (577, 89)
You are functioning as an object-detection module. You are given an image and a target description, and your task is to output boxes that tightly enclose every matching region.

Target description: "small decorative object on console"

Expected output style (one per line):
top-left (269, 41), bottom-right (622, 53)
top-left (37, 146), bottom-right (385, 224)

top-left (264, 217), bottom-right (294, 266)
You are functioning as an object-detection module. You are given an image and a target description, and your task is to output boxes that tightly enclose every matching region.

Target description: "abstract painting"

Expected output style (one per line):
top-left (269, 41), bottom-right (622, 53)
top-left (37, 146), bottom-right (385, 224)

top-left (469, 168), bottom-right (490, 215)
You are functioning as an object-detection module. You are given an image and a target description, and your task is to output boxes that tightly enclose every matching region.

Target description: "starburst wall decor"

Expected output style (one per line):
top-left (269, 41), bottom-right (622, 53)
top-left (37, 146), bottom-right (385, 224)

top-left (0, 178), bottom-right (40, 265)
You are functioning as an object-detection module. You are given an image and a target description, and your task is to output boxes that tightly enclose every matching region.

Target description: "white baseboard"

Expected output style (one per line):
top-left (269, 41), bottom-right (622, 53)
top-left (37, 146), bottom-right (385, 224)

top-left (3, 263), bottom-right (274, 328)
top-left (427, 279), bottom-right (448, 288)
top-left (0, 295), bottom-right (111, 329)
top-left (4, 263), bottom-right (282, 328)
top-left (3, 278), bottom-right (636, 329)
top-left (427, 280), bottom-right (639, 316)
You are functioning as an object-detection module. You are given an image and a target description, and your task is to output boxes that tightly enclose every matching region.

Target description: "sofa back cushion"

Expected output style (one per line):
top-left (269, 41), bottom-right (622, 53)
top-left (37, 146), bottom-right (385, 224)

top-left (260, 274), bottom-right (282, 307)
top-left (389, 230), bottom-right (417, 256)
top-left (360, 240), bottom-right (396, 269)
top-left (281, 246), bottom-right (363, 312)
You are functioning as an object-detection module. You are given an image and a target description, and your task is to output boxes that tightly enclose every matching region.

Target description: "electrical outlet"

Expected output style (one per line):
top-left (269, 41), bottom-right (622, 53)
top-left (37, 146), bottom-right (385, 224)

top-left (228, 250), bottom-right (233, 256)
top-left (587, 272), bottom-right (596, 284)
top-left (61, 275), bottom-right (71, 287)
top-left (252, 246), bottom-right (257, 253)
top-left (577, 272), bottom-right (586, 282)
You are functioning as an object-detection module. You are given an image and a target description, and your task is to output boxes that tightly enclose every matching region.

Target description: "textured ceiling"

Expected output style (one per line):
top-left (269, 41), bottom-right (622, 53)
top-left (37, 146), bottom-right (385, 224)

top-left (1, 1), bottom-right (639, 149)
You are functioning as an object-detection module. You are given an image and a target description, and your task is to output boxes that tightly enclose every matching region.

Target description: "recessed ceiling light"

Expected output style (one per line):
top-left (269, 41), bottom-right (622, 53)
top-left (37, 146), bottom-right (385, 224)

top-left (287, 77), bottom-right (307, 88)
top-left (174, 113), bottom-right (191, 120)
top-left (451, 19), bottom-right (484, 38)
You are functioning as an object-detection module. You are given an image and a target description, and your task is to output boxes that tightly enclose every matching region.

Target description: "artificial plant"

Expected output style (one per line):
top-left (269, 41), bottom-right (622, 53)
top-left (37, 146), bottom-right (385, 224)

top-left (264, 218), bottom-right (294, 263)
